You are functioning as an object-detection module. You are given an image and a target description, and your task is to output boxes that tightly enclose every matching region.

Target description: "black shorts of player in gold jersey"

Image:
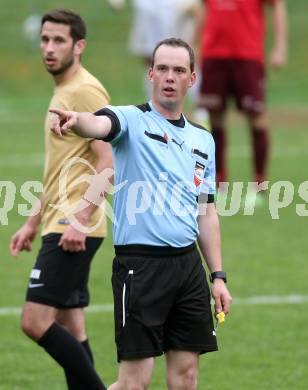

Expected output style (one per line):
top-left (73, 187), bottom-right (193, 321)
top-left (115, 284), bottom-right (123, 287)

top-left (26, 233), bottom-right (103, 308)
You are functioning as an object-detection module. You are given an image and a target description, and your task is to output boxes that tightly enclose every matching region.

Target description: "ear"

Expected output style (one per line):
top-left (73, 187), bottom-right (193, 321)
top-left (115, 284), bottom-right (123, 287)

top-left (74, 39), bottom-right (86, 56)
top-left (148, 67), bottom-right (153, 83)
top-left (188, 71), bottom-right (196, 88)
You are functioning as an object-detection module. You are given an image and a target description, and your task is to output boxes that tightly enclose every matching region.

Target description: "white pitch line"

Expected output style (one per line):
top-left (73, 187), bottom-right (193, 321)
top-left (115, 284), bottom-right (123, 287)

top-left (0, 303), bottom-right (114, 317)
top-left (1, 295), bottom-right (308, 316)
top-left (0, 307), bottom-right (22, 316)
top-left (87, 304), bottom-right (114, 313)
top-left (232, 294), bottom-right (308, 305)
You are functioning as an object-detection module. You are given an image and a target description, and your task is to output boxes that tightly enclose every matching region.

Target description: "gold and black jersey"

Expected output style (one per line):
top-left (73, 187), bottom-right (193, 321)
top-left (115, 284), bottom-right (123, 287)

top-left (41, 67), bottom-right (110, 237)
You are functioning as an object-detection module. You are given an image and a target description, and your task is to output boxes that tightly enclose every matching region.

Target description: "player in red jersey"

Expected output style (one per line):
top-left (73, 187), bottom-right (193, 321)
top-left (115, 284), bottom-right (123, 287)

top-left (196, 0), bottom-right (287, 187)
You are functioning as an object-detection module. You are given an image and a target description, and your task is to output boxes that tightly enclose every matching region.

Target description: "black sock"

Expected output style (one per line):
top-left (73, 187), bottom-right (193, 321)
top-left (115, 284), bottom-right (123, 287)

top-left (211, 126), bottom-right (227, 183)
top-left (65, 339), bottom-right (95, 390)
top-left (38, 323), bottom-right (106, 390)
top-left (251, 126), bottom-right (269, 184)
top-left (82, 339), bottom-right (94, 364)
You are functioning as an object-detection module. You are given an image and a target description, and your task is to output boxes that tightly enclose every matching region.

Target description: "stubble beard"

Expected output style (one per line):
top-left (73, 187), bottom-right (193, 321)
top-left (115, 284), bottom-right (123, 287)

top-left (46, 55), bottom-right (74, 76)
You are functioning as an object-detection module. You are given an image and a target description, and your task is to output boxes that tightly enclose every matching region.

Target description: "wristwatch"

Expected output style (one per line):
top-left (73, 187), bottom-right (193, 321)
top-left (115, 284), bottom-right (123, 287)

top-left (210, 271), bottom-right (227, 283)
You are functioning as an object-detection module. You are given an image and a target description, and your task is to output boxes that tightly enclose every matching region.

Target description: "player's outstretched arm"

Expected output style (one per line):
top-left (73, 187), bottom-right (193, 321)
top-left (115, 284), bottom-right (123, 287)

top-left (49, 108), bottom-right (112, 139)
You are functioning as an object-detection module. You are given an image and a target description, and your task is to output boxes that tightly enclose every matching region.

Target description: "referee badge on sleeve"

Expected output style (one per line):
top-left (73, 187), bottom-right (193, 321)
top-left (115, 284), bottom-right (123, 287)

top-left (194, 162), bottom-right (205, 187)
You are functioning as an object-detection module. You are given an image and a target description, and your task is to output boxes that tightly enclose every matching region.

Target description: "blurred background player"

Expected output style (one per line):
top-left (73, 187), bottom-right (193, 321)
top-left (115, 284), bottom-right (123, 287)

top-left (108, 0), bottom-right (203, 101)
top-left (10, 9), bottom-right (112, 390)
top-left (196, 0), bottom-right (287, 191)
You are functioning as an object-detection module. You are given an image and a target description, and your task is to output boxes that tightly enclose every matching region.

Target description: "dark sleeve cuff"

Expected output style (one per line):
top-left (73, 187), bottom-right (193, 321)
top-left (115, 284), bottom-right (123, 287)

top-left (197, 193), bottom-right (215, 204)
top-left (94, 107), bottom-right (121, 142)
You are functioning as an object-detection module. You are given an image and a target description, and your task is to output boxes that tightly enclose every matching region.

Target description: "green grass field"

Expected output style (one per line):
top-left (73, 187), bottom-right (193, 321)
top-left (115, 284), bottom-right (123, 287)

top-left (1, 1), bottom-right (308, 388)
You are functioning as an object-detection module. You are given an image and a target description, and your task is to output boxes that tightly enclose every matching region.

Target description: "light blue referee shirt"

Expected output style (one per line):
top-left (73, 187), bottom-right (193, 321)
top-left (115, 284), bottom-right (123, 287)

top-left (96, 101), bottom-right (216, 247)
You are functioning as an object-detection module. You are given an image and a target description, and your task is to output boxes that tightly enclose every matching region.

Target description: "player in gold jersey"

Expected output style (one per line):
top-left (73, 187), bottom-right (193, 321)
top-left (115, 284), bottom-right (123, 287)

top-left (10, 10), bottom-right (111, 390)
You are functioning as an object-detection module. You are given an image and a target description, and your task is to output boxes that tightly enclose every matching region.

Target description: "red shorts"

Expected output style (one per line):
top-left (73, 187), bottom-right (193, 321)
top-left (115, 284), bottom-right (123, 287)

top-left (199, 59), bottom-right (266, 114)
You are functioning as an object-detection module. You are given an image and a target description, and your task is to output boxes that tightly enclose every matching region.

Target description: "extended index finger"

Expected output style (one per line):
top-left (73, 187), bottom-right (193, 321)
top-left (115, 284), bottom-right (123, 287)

top-left (49, 108), bottom-right (66, 117)
top-left (49, 110), bottom-right (66, 136)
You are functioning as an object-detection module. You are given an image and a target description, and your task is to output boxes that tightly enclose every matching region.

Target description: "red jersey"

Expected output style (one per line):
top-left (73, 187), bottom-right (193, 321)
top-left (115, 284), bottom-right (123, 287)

top-left (201, 0), bottom-right (277, 61)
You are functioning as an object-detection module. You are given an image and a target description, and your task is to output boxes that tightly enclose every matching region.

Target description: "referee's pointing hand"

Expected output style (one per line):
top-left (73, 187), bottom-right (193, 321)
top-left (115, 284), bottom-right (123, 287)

top-left (49, 108), bottom-right (78, 136)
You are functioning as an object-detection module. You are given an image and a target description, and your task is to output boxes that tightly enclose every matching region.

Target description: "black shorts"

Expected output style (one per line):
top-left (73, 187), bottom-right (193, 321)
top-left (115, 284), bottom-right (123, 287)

top-left (112, 243), bottom-right (218, 362)
top-left (26, 233), bottom-right (103, 309)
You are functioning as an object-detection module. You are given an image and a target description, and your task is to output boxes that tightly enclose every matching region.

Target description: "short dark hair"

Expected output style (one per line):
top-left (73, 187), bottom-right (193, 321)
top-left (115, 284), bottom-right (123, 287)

top-left (151, 38), bottom-right (195, 73)
top-left (41, 9), bottom-right (86, 43)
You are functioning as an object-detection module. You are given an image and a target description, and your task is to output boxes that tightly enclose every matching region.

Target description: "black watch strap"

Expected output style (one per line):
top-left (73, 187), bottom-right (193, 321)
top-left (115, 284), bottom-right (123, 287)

top-left (210, 271), bottom-right (227, 283)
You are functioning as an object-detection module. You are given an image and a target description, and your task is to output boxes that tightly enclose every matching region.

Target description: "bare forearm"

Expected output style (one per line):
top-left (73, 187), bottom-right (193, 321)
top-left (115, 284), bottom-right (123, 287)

top-left (272, 0), bottom-right (287, 54)
top-left (74, 140), bottom-right (113, 225)
top-left (26, 194), bottom-right (44, 228)
top-left (198, 205), bottom-right (232, 315)
top-left (197, 208), bottom-right (223, 272)
top-left (192, 3), bottom-right (206, 53)
top-left (74, 112), bottom-right (112, 139)
top-left (73, 200), bottom-right (98, 226)
top-left (50, 107), bottom-right (113, 138)
top-left (74, 170), bottom-right (112, 224)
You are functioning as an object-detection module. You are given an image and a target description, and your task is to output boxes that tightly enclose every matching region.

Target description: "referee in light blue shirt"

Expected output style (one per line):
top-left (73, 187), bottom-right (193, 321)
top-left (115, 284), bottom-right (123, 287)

top-left (50, 37), bottom-right (232, 390)
top-left (95, 100), bottom-right (216, 247)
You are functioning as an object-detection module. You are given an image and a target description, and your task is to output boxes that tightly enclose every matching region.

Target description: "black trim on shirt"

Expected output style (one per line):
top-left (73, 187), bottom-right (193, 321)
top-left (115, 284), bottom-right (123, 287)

top-left (94, 107), bottom-right (121, 142)
top-left (187, 118), bottom-right (210, 132)
top-left (197, 193), bottom-right (215, 204)
top-left (168, 114), bottom-right (185, 128)
top-left (192, 148), bottom-right (208, 160)
top-left (136, 102), bottom-right (185, 128)
top-left (144, 130), bottom-right (168, 144)
top-left (136, 103), bottom-right (152, 113)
